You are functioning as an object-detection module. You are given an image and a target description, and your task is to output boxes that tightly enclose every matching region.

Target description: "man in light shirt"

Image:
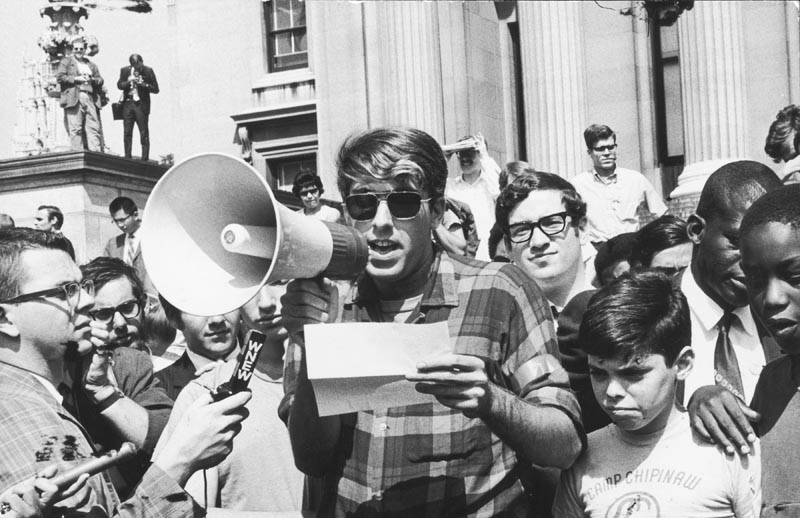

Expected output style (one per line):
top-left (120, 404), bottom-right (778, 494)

top-left (445, 133), bottom-right (501, 260)
top-left (104, 196), bottom-right (154, 295)
top-left (572, 124), bottom-right (667, 246)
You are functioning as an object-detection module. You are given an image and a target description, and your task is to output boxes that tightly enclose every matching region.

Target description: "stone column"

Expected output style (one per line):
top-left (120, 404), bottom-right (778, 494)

top-left (670, 2), bottom-right (747, 198)
top-left (362, 1), bottom-right (445, 140)
top-left (517, 1), bottom-right (587, 178)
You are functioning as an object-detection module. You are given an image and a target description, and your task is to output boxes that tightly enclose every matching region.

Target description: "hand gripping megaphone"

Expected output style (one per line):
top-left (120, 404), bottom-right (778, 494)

top-left (140, 153), bottom-right (368, 316)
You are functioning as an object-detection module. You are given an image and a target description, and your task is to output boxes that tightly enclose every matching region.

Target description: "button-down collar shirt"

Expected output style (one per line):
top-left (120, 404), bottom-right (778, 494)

top-left (681, 267), bottom-right (766, 404)
top-left (280, 249), bottom-right (582, 517)
top-left (571, 167), bottom-right (667, 243)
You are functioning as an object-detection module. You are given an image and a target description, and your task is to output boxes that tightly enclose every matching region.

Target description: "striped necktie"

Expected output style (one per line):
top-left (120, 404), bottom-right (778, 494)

top-left (126, 233), bottom-right (137, 266)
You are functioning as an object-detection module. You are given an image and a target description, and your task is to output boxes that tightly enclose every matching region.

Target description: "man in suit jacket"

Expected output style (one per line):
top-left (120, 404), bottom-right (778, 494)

top-left (104, 196), bottom-right (155, 296)
top-left (155, 294), bottom-right (241, 400)
top-left (117, 53), bottom-right (159, 161)
top-left (56, 37), bottom-right (104, 152)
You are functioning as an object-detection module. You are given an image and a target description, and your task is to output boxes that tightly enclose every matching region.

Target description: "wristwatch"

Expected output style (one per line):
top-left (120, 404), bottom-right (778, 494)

top-left (91, 386), bottom-right (126, 412)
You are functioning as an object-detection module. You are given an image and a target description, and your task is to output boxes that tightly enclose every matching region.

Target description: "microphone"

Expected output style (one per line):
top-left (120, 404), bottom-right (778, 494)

top-left (211, 330), bottom-right (267, 401)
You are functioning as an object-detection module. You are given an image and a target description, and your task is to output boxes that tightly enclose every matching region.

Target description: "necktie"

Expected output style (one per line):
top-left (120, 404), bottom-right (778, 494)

top-left (126, 233), bottom-right (136, 266)
top-left (714, 311), bottom-right (745, 401)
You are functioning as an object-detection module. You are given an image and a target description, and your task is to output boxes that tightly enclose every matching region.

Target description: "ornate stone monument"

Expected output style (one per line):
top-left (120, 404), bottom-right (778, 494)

top-left (12, 1), bottom-right (104, 156)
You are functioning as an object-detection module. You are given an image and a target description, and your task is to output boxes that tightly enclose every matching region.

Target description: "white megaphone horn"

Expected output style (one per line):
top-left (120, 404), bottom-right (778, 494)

top-left (140, 152), bottom-right (368, 316)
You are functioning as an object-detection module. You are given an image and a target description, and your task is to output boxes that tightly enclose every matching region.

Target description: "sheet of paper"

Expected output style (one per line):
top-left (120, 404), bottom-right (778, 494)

top-left (305, 321), bottom-right (451, 416)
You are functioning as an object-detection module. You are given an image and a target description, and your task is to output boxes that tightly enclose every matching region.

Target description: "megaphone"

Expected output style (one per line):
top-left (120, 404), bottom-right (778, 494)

top-left (140, 152), bottom-right (368, 316)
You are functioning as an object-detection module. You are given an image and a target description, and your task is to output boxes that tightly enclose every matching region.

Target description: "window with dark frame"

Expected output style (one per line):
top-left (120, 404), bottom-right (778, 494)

top-left (267, 154), bottom-right (316, 192)
top-left (651, 22), bottom-right (685, 198)
top-left (264, 0), bottom-right (308, 73)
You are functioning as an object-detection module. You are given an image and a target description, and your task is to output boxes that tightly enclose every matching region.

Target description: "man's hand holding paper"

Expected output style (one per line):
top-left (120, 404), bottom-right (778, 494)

top-left (407, 353), bottom-right (493, 418)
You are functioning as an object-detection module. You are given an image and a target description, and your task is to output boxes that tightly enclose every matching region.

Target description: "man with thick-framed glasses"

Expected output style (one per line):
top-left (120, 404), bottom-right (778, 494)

top-left (571, 124), bottom-right (667, 246)
top-left (280, 127), bottom-right (583, 517)
top-left (496, 171), bottom-right (596, 318)
top-left (64, 256), bottom-right (175, 496)
top-left (0, 228), bottom-right (251, 517)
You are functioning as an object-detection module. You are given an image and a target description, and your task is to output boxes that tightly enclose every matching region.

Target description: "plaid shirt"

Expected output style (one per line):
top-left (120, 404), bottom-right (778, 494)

top-left (0, 362), bottom-right (201, 518)
top-left (281, 250), bottom-right (583, 517)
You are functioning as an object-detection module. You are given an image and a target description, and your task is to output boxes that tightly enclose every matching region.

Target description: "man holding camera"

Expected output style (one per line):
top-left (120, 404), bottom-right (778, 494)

top-left (56, 37), bottom-right (104, 152)
top-left (117, 54), bottom-right (159, 161)
top-left (444, 133), bottom-right (501, 261)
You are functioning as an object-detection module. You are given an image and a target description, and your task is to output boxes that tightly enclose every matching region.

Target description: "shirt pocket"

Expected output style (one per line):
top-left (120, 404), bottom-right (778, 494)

top-left (405, 406), bottom-right (491, 463)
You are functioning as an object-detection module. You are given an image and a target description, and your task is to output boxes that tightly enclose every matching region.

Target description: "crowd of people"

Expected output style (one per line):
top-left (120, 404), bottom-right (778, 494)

top-left (0, 107), bottom-right (799, 518)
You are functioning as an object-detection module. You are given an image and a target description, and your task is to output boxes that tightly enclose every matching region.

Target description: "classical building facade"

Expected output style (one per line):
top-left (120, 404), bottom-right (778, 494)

top-left (9, 0), bottom-right (800, 251)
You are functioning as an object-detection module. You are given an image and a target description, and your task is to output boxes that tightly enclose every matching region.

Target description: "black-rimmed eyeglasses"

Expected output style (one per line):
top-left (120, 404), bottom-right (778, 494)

top-left (507, 212), bottom-right (569, 244)
top-left (345, 191), bottom-right (430, 221)
top-left (88, 299), bottom-right (142, 323)
top-left (0, 280), bottom-right (95, 313)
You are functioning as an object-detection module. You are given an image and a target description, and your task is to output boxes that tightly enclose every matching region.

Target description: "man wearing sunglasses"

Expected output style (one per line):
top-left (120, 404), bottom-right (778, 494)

top-left (572, 124), bottom-right (667, 246)
top-left (0, 228), bottom-right (251, 518)
top-left (66, 256), bottom-right (174, 495)
top-left (280, 127), bottom-right (583, 517)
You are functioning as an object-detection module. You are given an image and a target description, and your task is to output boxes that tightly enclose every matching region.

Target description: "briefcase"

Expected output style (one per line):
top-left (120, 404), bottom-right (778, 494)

top-left (111, 101), bottom-right (123, 120)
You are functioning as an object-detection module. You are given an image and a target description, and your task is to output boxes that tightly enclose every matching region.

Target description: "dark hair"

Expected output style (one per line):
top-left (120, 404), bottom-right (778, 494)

top-left (499, 161), bottom-right (533, 190)
top-left (80, 257), bottom-right (145, 303)
top-left (584, 124), bottom-right (616, 150)
top-left (764, 105), bottom-right (800, 163)
top-left (336, 127), bottom-right (448, 199)
top-left (695, 161), bottom-right (782, 223)
top-left (579, 270), bottom-right (690, 366)
top-left (594, 232), bottom-right (636, 285)
top-left (37, 205), bottom-right (64, 230)
top-left (158, 293), bottom-right (183, 328)
top-left (109, 197), bottom-right (138, 216)
top-left (495, 172), bottom-right (587, 236)
top-left (0, 228), bottom-right (74, 301)
top-left (632, 215), bottom-right (690, 268)
top-left (292, 171), bottom-right (324, 198)
top-left (129, 54), bottom-right (143, 66)
top-left (0, 214), bottom-right (14, 230)
top-left (741, 184), bottom-right (800, 236)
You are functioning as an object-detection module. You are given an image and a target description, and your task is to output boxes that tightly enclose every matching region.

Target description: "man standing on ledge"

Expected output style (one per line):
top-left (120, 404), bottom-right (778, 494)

top-left (572, 124), bottom-right (666, 246)
top-left (118, 53), bottom-right (159, 161)
top-left (56, 36), bottom-right (104, 152)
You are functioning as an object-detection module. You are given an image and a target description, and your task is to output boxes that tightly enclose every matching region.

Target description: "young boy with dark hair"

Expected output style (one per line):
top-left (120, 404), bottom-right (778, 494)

top-left (552, 270), bottom-right (761, 517)
top-left (740, 184), bottom-right (800, 517)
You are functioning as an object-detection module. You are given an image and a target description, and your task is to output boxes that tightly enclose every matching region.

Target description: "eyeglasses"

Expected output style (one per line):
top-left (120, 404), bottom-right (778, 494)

top-left (88, 299), bottom-right (142, 323)
top-left (299, 188), bottom-right (319, 197)
top-left (592, 144), bottom-right (617, 153)
top-left (456, 150), bottom-right (477, 159)
top-left (345, 191), bottom-right (429, 221)
top-left (112, 213), bottom-right (135, 225)
top-left (507, 212), bottom-right (569, 244)
top-left (0, 280), bottom-right (95, 313)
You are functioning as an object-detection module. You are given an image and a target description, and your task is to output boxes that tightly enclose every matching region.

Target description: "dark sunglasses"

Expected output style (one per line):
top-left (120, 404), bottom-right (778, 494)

top-left (345, 191), bottom-right (429, 221)
top-left (592, 144), bottom-right (617, 152)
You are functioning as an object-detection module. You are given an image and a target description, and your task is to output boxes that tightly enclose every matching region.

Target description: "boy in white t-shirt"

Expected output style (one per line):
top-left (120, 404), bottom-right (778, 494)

top-left (552, 270), bottom-right (761, 518)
